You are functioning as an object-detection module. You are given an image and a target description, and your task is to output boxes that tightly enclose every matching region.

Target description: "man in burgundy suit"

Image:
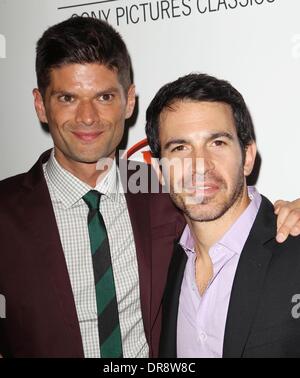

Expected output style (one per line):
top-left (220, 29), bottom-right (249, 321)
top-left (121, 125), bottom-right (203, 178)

top-left (0, 17), bottom-right (299, 358)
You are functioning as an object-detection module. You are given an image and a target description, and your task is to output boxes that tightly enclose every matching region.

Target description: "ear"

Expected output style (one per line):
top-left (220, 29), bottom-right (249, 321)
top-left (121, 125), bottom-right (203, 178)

top-left (32, 88), bottom-right (48, 124)
top-left (243, 142), bottom-right (257, 177)
top-left (125, 84), bottom-right (136, 119)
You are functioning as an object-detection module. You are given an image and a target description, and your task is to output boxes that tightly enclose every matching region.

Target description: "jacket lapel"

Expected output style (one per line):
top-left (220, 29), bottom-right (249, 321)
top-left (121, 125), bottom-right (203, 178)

top-left (22, 151), bottom-right (84, 357)
top-left (122, 165), bottom-right (152, 347)
top-left (223, 196), bottom-right (276, 358)
top-left (159, 243), bottom-right (187, 357)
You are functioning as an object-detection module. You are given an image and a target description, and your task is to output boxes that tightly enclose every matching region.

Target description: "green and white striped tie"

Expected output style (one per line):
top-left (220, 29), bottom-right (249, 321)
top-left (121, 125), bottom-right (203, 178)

top-left (83, 190), bottom-right (123, 358)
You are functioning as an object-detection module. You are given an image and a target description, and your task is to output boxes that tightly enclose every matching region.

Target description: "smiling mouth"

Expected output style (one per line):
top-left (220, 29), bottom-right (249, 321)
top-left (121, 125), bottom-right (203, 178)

top-left (185, 183), bottom-right (220, 196)
top-left (72, 131), bottom-right (103, 142)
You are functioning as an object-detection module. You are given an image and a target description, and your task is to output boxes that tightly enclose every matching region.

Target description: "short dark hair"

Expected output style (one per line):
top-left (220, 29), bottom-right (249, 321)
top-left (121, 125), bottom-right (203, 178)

top-left (36, 16), bottom-right (132, 97)
top-left (145, 73), bottom-right (255, 159)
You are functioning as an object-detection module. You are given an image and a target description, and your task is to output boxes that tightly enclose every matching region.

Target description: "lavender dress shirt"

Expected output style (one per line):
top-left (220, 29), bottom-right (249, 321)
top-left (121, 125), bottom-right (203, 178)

top-left (177, 186), bottom-right (262, 358)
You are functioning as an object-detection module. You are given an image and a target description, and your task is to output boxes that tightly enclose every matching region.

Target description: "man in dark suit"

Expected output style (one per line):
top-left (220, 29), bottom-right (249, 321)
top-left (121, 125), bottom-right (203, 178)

top-left (145, 73), bottom-right (300, 358)
top-left (0, 19), bottom-right (299, 359)
top-left (0, 17), bottom-right (184, 358)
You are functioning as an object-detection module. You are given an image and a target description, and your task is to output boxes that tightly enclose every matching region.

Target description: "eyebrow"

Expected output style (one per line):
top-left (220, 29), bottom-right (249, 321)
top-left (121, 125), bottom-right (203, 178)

top-left (95, 87), bottom-right (120, 96)
top-left (163, 132), bottom-right (234, 151)
top-left (207, 132), bottom-right (234, 141)
top-left (163, 139), bottom-right (188, 151)
top-left (50, 87), bottom-right (120, 97)
top-left (50, 90), bottom-right (73, 97)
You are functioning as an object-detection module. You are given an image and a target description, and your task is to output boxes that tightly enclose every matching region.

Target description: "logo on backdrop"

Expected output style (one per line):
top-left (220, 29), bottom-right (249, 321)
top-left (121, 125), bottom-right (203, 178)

top-left (58, 0), bottom-right (277, 27)
top-left (123, 138), bottom-right (152, 163)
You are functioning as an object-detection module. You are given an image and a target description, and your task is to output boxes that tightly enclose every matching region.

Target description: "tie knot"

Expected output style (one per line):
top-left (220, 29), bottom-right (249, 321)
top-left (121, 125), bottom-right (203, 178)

top-left (83, 190), bottom-right (101, 210)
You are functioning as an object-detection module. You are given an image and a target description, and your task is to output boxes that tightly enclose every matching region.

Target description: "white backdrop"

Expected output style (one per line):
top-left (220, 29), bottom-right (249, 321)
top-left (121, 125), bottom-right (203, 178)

top-left (0, 0), bottom-right (299, 200)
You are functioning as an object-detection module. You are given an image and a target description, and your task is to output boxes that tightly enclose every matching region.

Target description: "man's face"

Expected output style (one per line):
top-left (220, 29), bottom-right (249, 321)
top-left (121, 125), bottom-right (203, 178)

top-left (159, 101), bottom-right (256, 222)
top-left (33, 63), bottom-right (135, 171)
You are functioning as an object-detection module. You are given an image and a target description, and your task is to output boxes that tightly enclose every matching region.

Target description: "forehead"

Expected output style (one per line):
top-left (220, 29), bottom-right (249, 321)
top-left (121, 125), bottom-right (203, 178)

top-left (47, 63), bottom-right (122, 90)
top-left (159, 100), bottom-right (236, 136)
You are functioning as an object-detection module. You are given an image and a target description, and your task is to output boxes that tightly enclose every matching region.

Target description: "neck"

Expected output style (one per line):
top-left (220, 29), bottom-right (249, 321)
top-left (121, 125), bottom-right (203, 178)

top-left (67, 165), bottom-right (102, 188)
top-left (187, 185), bottom-right (250, 257)
top-left (54, 149), bottom-right (113, 188)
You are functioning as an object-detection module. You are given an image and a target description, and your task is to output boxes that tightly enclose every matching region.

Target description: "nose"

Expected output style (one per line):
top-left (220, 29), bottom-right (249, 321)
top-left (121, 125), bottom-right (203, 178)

top-left (192, 148), bottom-right (215, 175)
top-left (75, 100), bottom-right (99, 126)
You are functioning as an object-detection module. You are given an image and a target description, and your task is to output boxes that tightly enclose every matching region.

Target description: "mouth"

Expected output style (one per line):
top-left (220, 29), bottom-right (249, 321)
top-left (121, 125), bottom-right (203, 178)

top-left (72, 131), bottom-right (103, 142)
top-left (185, 183), bottom-right (220, 196)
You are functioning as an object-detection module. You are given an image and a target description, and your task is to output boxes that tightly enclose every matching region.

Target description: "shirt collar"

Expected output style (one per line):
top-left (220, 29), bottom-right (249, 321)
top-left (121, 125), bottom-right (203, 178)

top-left (217, 186), bottom-right (261, 255)
top-left (44, 149), bottom-right (124, 209)
top-left (180, 186), bottom-right (262, 258)
top-left (94, 158), bottom-right (123, 205)
top-left (45, 150), bottom-right (91, 209)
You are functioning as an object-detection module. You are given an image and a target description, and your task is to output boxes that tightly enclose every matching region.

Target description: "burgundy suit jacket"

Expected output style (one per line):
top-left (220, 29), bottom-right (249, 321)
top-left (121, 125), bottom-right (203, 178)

top-left (0, 150), bottom-right (185, 358)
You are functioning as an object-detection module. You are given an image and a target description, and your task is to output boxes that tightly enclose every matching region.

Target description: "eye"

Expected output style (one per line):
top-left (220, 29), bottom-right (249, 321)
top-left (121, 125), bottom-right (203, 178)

top-left (212, 140), bottom-right (226, 147)
top-left (58, 94), bottom-right (74, 103)
top-left (171, 145), bottom-right (187, 152)
top-left (98, 93), bottom-right (114, 102)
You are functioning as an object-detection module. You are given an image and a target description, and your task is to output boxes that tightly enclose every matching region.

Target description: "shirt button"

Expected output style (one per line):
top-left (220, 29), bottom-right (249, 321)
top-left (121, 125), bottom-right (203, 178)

top-left (198, 331), bottom-right (207, 342)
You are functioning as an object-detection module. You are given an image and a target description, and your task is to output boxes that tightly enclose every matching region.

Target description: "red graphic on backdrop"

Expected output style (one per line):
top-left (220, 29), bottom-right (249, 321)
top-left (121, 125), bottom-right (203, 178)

top-left (124, 138), bottom-right (152, 164)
